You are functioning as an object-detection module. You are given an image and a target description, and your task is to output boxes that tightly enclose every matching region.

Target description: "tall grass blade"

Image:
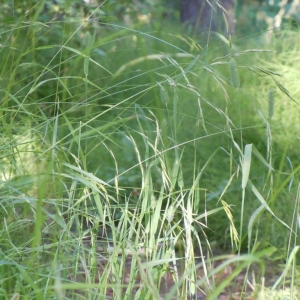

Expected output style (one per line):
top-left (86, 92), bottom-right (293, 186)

top-left (242, 144), bottom-right (252, 190)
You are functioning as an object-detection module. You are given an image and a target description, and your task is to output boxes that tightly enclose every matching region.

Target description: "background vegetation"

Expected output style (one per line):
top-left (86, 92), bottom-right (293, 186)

top-left (1, 0), bottom-right (300, 299)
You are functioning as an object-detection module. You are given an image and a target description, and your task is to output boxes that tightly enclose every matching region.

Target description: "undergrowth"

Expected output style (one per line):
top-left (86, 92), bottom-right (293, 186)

top-left (0, 2), bottom-right (300, 300)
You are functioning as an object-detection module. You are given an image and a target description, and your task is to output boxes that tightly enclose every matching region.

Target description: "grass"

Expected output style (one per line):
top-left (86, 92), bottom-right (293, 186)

top-left (1, 2), bottom-right (300, 300)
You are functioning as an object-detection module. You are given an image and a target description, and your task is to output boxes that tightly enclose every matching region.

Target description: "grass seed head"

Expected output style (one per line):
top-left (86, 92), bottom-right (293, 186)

top-left (167, 205), bottom-right (175, 223)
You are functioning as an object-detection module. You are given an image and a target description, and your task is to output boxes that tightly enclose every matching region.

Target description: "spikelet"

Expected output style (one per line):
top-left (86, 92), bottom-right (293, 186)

top-left (166, 205), bottom-right (175, 224)
top-left (268, 88), bottom-right (275, 119)
top-left (229, 58), bottom-right (240, 89)
top-left (151, 194), bottom-right (157, 210)
top-left (83, 32), bottom-right (92, 47)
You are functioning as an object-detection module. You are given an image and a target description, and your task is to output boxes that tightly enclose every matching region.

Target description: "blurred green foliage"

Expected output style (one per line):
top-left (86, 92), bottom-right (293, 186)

top-left (2, 1), bottom-right (299, 35)
top-left (236, 0), bottom-right (300, 36)
top-left (0, 0), bottom-right (299, 254)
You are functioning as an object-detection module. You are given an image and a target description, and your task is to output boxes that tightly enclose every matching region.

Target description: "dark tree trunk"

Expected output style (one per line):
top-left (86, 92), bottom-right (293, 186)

top-left (180, 0), bottom-right (236, 36)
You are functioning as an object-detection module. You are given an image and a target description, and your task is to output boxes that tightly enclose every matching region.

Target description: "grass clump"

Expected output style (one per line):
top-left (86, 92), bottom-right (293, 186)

top-left (0, 2), bottom-right (300, 300)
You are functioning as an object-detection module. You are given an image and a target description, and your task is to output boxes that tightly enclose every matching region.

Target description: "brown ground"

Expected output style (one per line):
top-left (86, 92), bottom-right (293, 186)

top-left (73, 239), bottom-right (283, 300)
